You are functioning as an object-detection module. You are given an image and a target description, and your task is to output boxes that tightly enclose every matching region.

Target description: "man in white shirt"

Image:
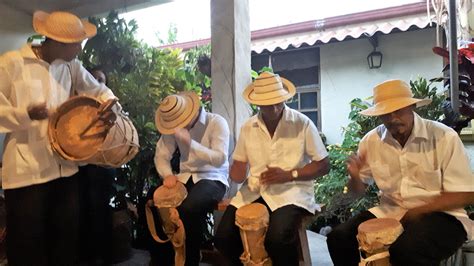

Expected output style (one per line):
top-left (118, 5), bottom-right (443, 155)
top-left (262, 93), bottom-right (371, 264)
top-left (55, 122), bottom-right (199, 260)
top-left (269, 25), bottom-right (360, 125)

top-left (154, 91), bottom-right (229, 265)
top-left (326, 79), bottom-right (474, 266)
top-left (0, 11), bottom-right (118, 265)
top-left (214, 72), bottom-right (330, 266)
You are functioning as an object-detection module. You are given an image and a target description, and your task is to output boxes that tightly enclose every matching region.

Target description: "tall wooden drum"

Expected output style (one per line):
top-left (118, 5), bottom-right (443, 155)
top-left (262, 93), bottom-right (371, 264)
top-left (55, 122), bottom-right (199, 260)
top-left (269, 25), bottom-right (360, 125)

top-left (235, 203), bottom-right (272, 266)
top-left (357, 218), bottom-right (403, 266)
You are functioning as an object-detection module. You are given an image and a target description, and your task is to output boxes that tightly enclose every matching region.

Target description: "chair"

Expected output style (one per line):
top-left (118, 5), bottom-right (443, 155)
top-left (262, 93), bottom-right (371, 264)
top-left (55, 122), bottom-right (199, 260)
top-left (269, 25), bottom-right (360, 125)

top-left (440, 241), bottom-right (474, 266)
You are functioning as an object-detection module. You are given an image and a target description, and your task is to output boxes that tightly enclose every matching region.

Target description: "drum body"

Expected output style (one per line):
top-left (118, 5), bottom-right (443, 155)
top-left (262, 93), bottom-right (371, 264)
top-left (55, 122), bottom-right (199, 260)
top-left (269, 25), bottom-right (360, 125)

top-left (235, 203), bottom-right (272, 266)
top-left (146, 183), bottom-right (188, 266)
top-left (48, 96), bottom-right (139, 167)
top-left (357, 218), bottom-right (403, 266)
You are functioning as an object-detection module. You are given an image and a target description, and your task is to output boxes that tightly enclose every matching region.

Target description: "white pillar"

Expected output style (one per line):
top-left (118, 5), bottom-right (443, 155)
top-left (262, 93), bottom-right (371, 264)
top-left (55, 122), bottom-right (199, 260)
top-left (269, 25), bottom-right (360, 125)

top-left (210, 0), bottom-right (252, 147)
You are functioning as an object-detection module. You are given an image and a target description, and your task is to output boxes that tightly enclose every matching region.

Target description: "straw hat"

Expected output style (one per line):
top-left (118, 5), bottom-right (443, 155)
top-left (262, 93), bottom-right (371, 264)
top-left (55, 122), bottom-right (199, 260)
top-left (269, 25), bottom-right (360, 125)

top-left (155, 92), bottom-right (201, 135)
top-left (33, 10), bottom-right (97, 43)
top-left (243, 72), bottom-right (296, 106)
top-left (359, 79), bottom-right (431, 116)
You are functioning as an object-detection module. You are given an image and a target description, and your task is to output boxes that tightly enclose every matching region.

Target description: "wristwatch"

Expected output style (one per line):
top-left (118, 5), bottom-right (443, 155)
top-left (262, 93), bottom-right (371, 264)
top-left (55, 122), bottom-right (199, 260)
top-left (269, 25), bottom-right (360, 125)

top-left (291, 169), bottom-right (298, 179)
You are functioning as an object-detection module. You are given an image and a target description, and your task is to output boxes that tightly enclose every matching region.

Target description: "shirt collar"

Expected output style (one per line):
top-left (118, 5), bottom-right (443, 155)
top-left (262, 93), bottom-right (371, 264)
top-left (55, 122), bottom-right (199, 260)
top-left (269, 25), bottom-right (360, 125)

top-left (381, 112), bottom-right (428, 142)
top-left (195, 107), bottom-right (207, 127)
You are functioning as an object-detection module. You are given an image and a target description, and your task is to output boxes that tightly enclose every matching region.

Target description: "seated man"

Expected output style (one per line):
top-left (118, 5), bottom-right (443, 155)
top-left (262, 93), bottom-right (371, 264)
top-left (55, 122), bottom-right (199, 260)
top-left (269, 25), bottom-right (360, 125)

top-left (154, 91), bottom-right (229, 265)
top-left (215, 72), bottom-right (330, 266)
top-left (326, 79), bottom-right (474, 266)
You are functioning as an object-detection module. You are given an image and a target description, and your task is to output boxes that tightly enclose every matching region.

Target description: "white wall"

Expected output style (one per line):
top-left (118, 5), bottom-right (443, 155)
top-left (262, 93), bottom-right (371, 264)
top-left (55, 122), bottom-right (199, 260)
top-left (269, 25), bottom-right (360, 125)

top-left (0, 3), bottom-right (33, 54)
top-left (320, 28), bottom-right (442, 144)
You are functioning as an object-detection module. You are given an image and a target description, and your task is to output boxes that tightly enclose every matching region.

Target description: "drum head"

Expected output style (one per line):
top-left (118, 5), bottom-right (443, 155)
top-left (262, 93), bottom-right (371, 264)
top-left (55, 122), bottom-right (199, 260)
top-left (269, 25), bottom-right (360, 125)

top-left (49, 96), bottom-right (106, 161)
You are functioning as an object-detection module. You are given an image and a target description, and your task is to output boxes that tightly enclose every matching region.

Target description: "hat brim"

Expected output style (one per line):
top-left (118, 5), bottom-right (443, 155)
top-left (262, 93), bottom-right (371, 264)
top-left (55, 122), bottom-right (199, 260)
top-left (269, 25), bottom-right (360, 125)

top-left (359, 97), bottom-right (432, 116)
top-left (33, 11), bottom-right (97, 43)
top-left (155, 92), bottom-right (201, 135)
top-left (243, 77), bottom-right (296, 106)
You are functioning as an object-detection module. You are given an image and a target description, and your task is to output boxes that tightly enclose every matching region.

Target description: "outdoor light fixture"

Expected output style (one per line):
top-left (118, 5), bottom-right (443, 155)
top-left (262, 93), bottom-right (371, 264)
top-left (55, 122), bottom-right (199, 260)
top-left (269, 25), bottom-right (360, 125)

top-left (366, 34), bottom-right (383, 69)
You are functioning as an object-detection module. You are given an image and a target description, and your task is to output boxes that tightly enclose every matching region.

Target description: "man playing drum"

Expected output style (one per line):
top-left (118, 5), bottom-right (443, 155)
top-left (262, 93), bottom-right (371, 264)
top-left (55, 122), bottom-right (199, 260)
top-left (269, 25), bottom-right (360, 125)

top-left (215, 72), bottom-right (330, 266)
top-left (154, 91), bottom-right (230, 265)
top-left (0, 10), bottom-right (119, 265)
top-left (327, 79), bottom-right (474, 266)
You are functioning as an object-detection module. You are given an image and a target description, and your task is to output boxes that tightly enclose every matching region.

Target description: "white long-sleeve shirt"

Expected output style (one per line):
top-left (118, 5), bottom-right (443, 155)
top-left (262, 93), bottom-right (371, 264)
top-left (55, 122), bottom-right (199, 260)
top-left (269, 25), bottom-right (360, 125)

top-left (0, 44), bottom-right (116, 189)
top-left (155, 108), bottom-right (230, 187)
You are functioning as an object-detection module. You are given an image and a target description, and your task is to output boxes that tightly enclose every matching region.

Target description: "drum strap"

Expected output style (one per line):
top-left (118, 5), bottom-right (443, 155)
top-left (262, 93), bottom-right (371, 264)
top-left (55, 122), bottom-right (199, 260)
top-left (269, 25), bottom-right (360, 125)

top-left (145, 200), bottom-right (171, 243)
top-left (66, 63), bottom-right (77, 98)
top-left (359, 250), bottom-right (390, 266)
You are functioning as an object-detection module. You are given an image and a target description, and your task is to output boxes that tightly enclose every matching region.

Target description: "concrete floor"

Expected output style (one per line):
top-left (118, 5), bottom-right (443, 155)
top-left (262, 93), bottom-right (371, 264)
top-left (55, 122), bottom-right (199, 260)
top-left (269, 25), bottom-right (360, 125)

top-left (116, 230), bottom-right (334, 266)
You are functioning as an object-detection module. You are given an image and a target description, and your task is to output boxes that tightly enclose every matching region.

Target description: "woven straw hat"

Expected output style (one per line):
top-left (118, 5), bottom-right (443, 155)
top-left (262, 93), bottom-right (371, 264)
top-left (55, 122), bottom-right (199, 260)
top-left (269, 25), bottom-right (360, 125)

top-left (33, 10), bottom-right (97, 43)
top-left (359, 79), bottom-right (431, 116)
top-left (153, 182), bottom-right (187, 208)
top-left (243, 72), bottom-right (296, 106)
top-left (155, 92), bottom-right (200, 135)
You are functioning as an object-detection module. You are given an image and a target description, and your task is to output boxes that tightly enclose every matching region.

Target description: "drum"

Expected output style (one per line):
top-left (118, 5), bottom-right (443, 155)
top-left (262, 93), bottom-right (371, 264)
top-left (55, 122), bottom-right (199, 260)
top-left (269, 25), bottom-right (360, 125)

top-left (235, 203), bottom-right (272, 266)
top-left (48, 96), bottom-right (139, 168)
top-left (356, 218), bottom-right (403, 266)
top-left (146, 182), bottom-right (187, 266)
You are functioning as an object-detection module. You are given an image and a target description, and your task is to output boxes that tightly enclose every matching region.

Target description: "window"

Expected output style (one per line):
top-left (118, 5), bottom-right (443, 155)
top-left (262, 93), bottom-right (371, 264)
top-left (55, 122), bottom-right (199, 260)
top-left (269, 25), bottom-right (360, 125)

top-left (253, 47), bottom-right (321, 129)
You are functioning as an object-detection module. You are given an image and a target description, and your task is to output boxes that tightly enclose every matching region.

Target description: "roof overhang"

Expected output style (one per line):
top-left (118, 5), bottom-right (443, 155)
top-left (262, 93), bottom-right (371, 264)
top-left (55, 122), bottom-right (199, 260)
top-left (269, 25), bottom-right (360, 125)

top-left (159, 2), bottom-right (433, 54)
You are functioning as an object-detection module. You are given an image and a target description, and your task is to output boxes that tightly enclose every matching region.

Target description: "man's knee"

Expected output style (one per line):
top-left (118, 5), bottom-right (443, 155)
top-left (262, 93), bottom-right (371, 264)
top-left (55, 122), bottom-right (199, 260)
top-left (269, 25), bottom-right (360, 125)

top-left (326, 226), bottom-right (350, 250)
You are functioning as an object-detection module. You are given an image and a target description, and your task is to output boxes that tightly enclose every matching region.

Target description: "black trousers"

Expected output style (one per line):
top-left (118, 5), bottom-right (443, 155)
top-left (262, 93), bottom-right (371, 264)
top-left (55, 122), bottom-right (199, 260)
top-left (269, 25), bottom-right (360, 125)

top-left (5, 174), bottom-right (80, 266)
top-left (326, 211), bottom-right (467, 266)
top-left (152, 178), bottom-right (226, 266)
top-left (214, 197), bottom-right (310, 266)
top-left (78, 165), bottom-right (115, 264)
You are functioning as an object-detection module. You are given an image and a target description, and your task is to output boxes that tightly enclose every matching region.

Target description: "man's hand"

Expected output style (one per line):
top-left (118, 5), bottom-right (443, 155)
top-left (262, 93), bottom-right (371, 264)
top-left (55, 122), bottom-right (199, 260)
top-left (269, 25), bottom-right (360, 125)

top-left (163, 175), bottom-right (178, 188)
top-left (346, 153), bottom-right (366, 180)
top-left (27, 102), bottom-right (49, 120)
top-left (260, 166), bottom-right (292, 185)
top-left (174, 128), bottom-right (191, 147)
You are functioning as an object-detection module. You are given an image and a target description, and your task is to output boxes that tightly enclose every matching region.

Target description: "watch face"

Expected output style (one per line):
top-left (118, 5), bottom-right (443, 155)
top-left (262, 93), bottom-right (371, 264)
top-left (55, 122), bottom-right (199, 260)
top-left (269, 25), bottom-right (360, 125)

top-left (292, 170), bottom-right (298, 178)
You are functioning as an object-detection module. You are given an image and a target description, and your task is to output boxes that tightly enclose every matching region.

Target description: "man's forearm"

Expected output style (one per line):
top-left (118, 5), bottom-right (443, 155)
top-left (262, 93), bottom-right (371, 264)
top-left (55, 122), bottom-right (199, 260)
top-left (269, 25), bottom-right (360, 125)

top-left (413, 192), bottom-right (474, 214)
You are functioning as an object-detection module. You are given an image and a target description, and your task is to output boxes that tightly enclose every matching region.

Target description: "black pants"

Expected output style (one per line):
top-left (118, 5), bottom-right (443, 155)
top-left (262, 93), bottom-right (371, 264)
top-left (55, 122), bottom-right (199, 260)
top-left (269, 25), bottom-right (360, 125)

top-left (214, 197), bottom-right (310, 266)
top-left (326, 211), bottom-right (467, 266)
top-left (78, 165), bottom-right (115, 264)
top-left (153, 178), bottom-right (226, 266)
top-left (5, 174), bottom-right (80, 266)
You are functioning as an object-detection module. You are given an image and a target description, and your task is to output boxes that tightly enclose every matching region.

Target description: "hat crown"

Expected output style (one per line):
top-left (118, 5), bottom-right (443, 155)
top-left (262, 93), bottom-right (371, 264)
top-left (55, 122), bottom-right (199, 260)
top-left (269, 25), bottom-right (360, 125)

top-left (253, 72), bottom-right (284, 93)
top-left (159, 94), bottom-right (186, 121)
top-left (33, 10), bottom-right (96, 43)
top-left (45, 12), bottom-right (87, 41)
top-left (373, 79), bottom-right (413, 104)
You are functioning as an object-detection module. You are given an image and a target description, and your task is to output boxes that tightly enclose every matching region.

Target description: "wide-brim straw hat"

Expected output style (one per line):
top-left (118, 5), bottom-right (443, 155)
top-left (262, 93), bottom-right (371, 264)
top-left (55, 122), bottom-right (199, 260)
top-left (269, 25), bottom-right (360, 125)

top-left (33, 10), bottom-right (97, 43)
top-left (243, 71), bottom-right (296, 106)
top-left (155, 91), bottom-right (200, 135)
top-left (359, 79), bottom-right (432, 116)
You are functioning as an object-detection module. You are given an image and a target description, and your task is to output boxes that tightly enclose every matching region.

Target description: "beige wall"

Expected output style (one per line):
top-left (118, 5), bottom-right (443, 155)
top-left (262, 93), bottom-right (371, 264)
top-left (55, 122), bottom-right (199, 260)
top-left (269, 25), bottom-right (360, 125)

top-left (320, 28), bottom-right (443, 144)
top-left (0, 3), bottom-right (33, 53)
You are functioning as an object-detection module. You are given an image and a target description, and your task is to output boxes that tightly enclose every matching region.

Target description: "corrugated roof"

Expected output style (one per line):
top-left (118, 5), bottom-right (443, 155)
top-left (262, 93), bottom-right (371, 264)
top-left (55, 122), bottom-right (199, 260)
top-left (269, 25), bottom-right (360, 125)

top-left (158, 2), bottom-right (432, 54)
top-left (252, 14), bottom-right (432, 54)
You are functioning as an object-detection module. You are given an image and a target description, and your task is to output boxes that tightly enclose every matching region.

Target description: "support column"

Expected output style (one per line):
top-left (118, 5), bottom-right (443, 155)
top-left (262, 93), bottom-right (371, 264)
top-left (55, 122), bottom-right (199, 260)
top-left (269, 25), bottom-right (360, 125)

top-left (210, 0), bottom-right (252, 148)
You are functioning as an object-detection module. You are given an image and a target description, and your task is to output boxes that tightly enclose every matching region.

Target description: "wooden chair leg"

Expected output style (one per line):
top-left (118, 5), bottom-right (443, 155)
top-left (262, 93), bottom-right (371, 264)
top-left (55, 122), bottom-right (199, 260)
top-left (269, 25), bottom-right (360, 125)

top-left (298, 216), bottom-right (313, 266)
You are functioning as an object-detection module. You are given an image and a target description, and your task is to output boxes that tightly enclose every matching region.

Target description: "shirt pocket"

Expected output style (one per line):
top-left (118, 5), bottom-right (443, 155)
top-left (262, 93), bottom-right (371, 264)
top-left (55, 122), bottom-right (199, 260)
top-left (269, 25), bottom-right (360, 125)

top-left (15, 143), bottom-right (50, 176)
top-left (371, 163), bottom-right (392, 192)
top-left (413, 167), bottom-right (442, 192)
